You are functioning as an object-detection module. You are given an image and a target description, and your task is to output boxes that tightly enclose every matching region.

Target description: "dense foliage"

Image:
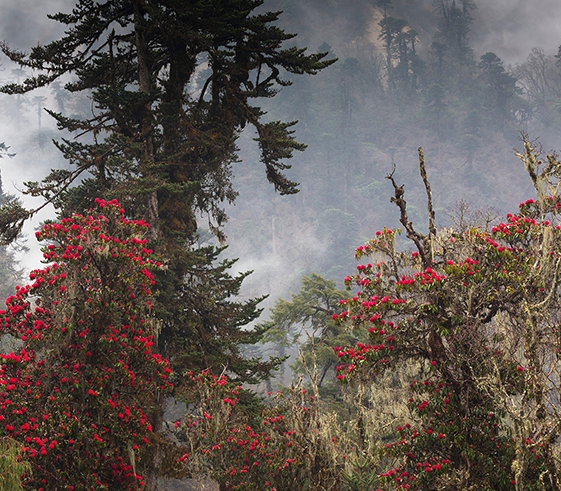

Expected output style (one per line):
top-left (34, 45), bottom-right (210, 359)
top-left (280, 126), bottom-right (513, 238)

top-left (333, 144), bottom-right (561, 490)
top-left (0, 2), bottom-right (334, 486)
top-left (260, 272), bottom-right (354, 391)
top-left (179, 367), bottom-right (341, 491)
top-left (0, 0), bottom-right (334, 243)
top-left (179, 142), bottom-right (561, 491)
top-left (0, 199), bottom-right (172, 489)
top-left (3, 1), bottom-right (561, 490)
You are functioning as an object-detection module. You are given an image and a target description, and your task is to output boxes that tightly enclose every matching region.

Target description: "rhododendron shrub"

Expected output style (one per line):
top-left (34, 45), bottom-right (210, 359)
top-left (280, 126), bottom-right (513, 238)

top-left (179, 371), bottom-right (340, 491)
top-left (0, 199), bottom-right (172, 489)
top-left (336, 233), bottom-right (524, 490)
top-left (334, 146), bottom-right (561, 490)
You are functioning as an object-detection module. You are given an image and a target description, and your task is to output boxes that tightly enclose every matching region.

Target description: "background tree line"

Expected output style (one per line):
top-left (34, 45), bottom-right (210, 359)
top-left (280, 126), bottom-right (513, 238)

top-left (221, 0), bottom-right (561, 307)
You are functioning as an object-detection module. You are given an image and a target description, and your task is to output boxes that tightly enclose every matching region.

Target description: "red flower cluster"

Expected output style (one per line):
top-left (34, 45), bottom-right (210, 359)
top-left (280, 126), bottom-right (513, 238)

top-left (0, 199), bottom-right (172, 489)
top-left (332, 198), bottom-right (561, 489)
top-left (179, 373), bottom-right (331, 490)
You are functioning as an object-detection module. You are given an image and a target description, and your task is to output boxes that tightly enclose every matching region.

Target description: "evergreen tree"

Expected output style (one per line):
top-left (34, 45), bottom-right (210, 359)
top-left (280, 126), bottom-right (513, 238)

top-left (375, 2), bottom-right (423, 93)
top-left (377, 0), bottom-right (395, 83)
top-left (432, 0), bottom-right (476, 65)
top-left (261, 273), bottom-right (354, 391)
top-left (0, 149), bottom-right (24, 312)
top-left (0, 1), bottom-right (335, 487)
top-left (0, 0), bottom-right (334, 242)
top-left (393, 28), bottom-right (424, 92)
top-left (378, 16), bottom-right (408, 87)
top-left (478, 52), bottom-right (518, 129)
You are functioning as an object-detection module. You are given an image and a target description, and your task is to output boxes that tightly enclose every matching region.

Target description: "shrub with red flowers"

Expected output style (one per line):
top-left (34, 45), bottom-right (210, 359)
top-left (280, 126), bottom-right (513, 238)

top-left (178, 370), bottom-right (341, 490)
top-left (0, 198), bottom-right (172, 489)
top-left (334, 145), bottom-right (561, 490)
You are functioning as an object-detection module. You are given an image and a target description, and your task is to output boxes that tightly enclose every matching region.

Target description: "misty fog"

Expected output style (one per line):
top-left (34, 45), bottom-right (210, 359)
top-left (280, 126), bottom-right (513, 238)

top-left (0, 0), bottom-right (561, 318)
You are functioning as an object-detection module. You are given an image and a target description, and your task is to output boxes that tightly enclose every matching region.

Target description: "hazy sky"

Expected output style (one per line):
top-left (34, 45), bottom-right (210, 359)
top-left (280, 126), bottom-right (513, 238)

top-left (470, 0), bottom-right (561, 64)
top-left (0, 0), bottom-right (74, 50)
top-left (2, 0), bottom-right (561, 64)
top-left (0, 1), bottom-right (75, 271)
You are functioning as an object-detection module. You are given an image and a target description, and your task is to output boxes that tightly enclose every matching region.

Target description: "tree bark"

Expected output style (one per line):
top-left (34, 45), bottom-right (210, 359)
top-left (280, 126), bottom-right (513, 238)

top-left (133, 0), bottom-right (159, 239)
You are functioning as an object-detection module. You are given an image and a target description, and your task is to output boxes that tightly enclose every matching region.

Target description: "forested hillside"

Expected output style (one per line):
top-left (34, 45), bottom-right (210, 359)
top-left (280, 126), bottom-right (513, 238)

top-left (224, 0), bottom-right (561, 302)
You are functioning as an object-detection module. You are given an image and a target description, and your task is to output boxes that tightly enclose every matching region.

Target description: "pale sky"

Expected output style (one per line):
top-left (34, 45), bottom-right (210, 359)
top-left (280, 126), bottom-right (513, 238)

top-left (472, 0), bottom-right (561, 64)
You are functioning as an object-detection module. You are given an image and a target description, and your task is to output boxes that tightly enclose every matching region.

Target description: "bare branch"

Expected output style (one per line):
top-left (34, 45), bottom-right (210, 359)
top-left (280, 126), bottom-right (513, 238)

top-left (418, 147), bottom-right (437, 264)
top-left (385, 163), bottom-right (432, 268)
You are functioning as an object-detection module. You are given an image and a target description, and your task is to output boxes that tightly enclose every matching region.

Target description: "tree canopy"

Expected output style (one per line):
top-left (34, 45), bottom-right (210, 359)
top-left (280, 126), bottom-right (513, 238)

top-left (0, 0), bottom-right (335, 244)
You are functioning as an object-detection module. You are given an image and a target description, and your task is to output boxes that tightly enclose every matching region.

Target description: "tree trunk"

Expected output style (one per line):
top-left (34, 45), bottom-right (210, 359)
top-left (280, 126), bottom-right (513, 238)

top-left (133, 3), bottom-right (165, 489)
top-left (134, 0), bottom-right (159, 239)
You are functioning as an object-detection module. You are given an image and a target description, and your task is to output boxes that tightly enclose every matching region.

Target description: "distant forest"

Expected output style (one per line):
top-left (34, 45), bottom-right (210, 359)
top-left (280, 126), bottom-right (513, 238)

top-left (223, 0), bottom-right (561, 295)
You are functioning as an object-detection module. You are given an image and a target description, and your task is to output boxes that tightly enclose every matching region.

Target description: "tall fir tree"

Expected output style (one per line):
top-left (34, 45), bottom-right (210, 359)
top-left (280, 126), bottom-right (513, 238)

top-left (432, 0), bottom-right (476, 66)
top-left (0, 0), bottom-right (335, 487)
top-left (0, 148), bottom-right (24, 311)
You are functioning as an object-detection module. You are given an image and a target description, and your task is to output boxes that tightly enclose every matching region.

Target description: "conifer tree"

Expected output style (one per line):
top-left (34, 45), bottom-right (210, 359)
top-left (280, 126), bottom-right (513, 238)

top-left (478, 52), bottom-right (518, 129)
top-left (261, 273), bottom-right (354, 391)
top-left (0, 149), bottom-right (24, 311)
top-left (0, 0), bottom-right (334, 242)
top-left (377, 0), bottom-right (395, 84)
top-left (432, 0), bottom-right (476, 65)
top-left (0, 0), bottom-right (334, 487)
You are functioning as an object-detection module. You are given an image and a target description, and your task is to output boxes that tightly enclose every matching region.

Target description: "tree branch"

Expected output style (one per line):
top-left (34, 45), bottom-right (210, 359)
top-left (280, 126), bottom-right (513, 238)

top-left (386, 164), bottom-right (431, 267)
top-left (418, 147), bottom-right (437, 264)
